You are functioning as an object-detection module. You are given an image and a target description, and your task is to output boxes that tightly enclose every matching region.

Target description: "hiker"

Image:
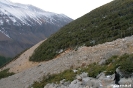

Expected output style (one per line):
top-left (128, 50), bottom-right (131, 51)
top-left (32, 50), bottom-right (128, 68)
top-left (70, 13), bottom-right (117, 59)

top-left (114, 71), bottom-right (120, 85)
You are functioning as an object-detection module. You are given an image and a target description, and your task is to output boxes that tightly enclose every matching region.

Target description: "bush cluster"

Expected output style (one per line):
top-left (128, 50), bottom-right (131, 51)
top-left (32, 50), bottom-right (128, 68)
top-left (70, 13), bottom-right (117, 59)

top-left (0, 69), bottom-right (15, 79)
top-left (32, 69), bottom-right (76, 88)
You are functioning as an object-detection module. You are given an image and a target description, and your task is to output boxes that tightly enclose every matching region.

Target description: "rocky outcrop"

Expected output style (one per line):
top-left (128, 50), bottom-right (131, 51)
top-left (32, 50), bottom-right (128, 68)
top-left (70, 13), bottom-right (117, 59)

top-left (44, 72), bottom-right (133, 88)
top-left (0, 36), bottom-right (133, 88)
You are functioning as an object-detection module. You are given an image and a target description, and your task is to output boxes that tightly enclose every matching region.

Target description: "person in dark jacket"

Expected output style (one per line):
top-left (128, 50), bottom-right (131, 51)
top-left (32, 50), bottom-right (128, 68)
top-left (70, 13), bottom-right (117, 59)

top-left (114, 71), bottom-right (120, 85)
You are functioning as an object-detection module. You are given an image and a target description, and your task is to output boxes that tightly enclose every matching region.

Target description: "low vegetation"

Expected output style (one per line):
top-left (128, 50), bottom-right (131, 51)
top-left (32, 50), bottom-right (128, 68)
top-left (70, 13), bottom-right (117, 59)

top-left (32, 69), bottom-right (76, 88)
top-left (0, 56), bottom-right (12, 68)
top-left (31, 53), bottom-right (133, 88)
top-left (30, 0), bottom-right (133, 62)
top-left (104, 54), bottom-right (133, 76)
top-left (0, 69), bottom-right (15, 79)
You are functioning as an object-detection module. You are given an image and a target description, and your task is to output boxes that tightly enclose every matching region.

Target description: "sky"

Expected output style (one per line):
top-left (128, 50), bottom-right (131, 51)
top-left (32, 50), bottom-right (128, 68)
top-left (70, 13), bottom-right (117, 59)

top-left (10, 0), bottom-right (114, 19)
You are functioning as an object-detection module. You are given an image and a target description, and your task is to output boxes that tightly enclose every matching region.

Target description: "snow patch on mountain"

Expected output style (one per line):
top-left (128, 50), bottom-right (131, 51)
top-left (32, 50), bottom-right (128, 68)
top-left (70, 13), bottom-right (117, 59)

top-left (0, 0), bottom-right (71, 25)
top-left (0, 28), bottom-right (10, 38)
top-left (0, 20), bottom-right (4, 25)
top-left (0, 0), bottom-right (11, 5)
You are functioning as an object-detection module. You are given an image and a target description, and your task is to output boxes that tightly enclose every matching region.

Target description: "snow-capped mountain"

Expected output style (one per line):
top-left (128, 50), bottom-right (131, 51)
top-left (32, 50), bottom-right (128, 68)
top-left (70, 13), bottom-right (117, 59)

top-left (0, 0), bottom-right (73, 57)
top-left (0, 0), bottom-right (71, 26)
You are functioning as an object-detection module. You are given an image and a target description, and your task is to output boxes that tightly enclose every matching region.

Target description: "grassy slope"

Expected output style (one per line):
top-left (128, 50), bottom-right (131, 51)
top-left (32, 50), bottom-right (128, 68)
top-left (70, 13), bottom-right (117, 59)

top-left (30, 0), bottom-right (133, 61)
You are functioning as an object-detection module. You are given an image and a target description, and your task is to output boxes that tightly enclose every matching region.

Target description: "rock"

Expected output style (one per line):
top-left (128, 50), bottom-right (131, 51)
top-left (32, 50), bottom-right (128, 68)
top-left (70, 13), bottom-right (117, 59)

top-left (73, 69), bottom-right (78, 73)
top-left (84, 79), bottom-right (93, 87)
top-left (80, 72), bottom-right (88, 78)
top-left (44, 84), bottom-right (50, 88)
top-left (73, 80), bottom-right (77, 84)
top-left (44, 83), bottom-right (57, 88)
top-left (76, 75), bottom-right (82, 81)
top-left (69, 80), bottom-right (84, 88)
top-left (43, 74), bottom-right (133, 88)
top-left (92, 80), bottom-right (101, 88)
top-left (98, 59), bottom-right (106, 65)
top-left (60, 79), bottom-right (65, 84)
top-left (63, 81), bottom-right (70, 86)
top-left (116, 67), bottom-right (123, 77)
top-left (119, 78), bottom-right (133, 85)
top-left (83, 86), bottom-right (92, 88)
top-left (97, 72), bottom-right (106, 79)
top-left (59, 85), bottom-right (67, 88)
top-left (131, 73), bottom-right (133, 80)
top-left (107, 84), bottom-right (114, 88)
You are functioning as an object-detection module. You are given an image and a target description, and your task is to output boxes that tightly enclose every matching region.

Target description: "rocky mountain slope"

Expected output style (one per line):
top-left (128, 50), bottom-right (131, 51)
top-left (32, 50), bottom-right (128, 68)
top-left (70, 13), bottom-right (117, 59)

top-left (0, 35), bottom-right (133, 88)
top-left (0, 0), bottom-right (72, 57)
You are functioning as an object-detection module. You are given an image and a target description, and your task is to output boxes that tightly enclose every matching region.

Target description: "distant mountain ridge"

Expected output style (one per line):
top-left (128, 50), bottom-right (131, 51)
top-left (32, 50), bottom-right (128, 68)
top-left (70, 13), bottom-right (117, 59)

top-left (0, 0), bottom-right (73, 57)
top-left (0, 0), bottom-right (71, 26)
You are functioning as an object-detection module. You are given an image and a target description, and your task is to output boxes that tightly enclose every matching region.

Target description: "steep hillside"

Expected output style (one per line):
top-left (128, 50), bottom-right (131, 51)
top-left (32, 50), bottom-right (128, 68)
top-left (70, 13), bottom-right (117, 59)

top-left (30, 0), bottom-right (133, 61)
top-left (0, 35), bottom-right (133, 88)
top-left (0, 0), bottom-right (72, 57)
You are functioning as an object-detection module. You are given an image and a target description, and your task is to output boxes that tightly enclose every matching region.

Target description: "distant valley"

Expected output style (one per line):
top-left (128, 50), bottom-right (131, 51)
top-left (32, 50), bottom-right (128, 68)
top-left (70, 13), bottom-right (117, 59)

top-left (0, 0), bottom-right (73, 57)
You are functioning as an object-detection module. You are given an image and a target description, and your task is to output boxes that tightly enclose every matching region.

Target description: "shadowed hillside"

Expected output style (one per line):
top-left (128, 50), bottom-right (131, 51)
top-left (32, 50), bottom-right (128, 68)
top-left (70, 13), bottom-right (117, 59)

top-left (0, 56), bottom-right (12, 67)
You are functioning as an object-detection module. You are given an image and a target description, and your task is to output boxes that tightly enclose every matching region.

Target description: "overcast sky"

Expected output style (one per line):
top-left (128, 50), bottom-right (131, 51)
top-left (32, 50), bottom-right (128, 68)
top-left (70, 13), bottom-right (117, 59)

top-left (10, 0), bottom-right (114, 19)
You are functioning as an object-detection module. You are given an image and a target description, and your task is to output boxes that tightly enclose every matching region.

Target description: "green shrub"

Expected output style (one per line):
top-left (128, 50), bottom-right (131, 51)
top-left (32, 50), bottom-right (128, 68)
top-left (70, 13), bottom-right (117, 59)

top-left (77, 63), bottom-right (106, 78)
top-left (105, 64), bottom-right (117, 75)
top-left (87, 65), bottom-right (106, 78)
top-left (119, 54), bottom-right (133, 75)
top-left (0, 69), bottom-right (15, 79)
top-left (105, 54), bottom-right (133, 75)
top-left (32, 69), bottom-right (76, 88)
top-left (104, 55), bottom-right (118, 65)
